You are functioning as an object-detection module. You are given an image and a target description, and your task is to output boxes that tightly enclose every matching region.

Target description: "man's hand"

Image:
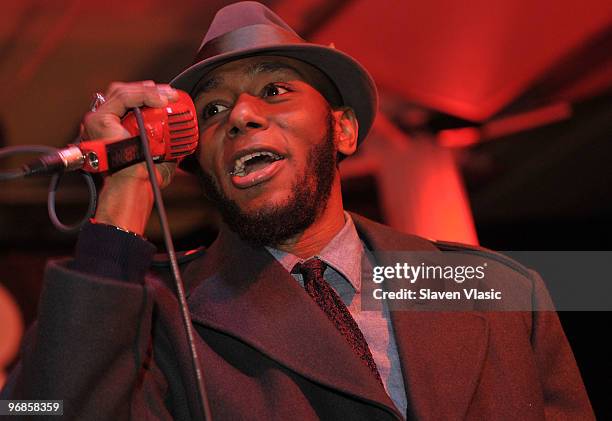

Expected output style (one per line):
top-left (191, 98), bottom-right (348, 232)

top-left (82, 81), bottom-right (180, 235)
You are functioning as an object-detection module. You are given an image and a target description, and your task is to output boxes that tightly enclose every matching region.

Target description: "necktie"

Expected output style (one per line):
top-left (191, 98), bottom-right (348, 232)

top-left (294, 258), bottom-right (383, 386)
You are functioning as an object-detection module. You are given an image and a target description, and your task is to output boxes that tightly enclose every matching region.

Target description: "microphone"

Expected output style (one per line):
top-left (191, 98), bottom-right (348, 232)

top-left (23, 90), bottom-right (198, 176)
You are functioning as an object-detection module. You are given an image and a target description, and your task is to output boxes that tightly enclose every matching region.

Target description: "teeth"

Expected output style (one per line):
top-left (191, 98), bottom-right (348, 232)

top-left (231, 151), bottom-right (283, 176)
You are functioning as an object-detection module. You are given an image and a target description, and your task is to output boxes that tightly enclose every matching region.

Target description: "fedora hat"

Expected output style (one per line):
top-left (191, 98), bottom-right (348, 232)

top-left (170, 1), bottom-right (377, 148)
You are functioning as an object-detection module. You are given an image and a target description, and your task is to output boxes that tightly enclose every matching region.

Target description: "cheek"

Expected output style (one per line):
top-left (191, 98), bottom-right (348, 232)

top-left (308, 101), bottom-right (332, 141)
top-left (275, 104), bottom-right (330, 153)
top-left (196, 128), bottom-right (224, 179)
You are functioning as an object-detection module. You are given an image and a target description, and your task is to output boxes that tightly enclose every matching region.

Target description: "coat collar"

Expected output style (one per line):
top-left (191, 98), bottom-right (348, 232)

top-left (184, 213), bottom-right (488, 420)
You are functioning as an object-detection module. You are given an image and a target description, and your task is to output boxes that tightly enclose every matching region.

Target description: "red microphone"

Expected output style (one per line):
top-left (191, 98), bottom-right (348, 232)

top-left (24, 90), bottom-right (198, 176)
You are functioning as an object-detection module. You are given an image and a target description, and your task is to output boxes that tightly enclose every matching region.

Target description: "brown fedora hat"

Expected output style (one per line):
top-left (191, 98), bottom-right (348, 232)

top-left (170, 1), bottom-right (378, 148)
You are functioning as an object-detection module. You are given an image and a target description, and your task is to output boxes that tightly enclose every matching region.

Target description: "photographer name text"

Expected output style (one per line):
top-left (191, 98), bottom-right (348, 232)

top-left (373, 288), bottom-right (502, 300)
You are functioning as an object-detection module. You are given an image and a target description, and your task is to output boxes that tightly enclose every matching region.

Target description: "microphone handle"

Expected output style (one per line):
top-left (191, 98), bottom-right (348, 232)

top-left (80, 135), bottom-right (162, 173)
top-left (22, 135), bottom-right (164, 176)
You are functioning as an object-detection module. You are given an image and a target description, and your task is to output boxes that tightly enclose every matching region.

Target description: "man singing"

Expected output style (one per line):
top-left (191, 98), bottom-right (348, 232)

top-left (1, 2), bottom-right (593, 420)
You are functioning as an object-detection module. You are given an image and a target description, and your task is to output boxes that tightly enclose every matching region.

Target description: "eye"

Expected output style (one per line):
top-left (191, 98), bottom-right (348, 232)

top-left (202, 103), bottom-right (229, 120)
top-left (261, 83), bottom-right (290, 98)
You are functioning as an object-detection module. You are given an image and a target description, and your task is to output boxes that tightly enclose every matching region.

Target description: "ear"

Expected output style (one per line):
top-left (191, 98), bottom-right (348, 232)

top-left (331, 107), bottom-right (358, 157)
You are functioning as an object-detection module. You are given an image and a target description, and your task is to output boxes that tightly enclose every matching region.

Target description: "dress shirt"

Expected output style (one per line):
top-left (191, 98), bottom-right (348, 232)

top-left (266, 213), bottom-right (408, 418)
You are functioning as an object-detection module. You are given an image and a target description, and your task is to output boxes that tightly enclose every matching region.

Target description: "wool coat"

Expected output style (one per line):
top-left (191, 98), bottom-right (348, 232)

top-left (2, 214), bottom-right (593, 420)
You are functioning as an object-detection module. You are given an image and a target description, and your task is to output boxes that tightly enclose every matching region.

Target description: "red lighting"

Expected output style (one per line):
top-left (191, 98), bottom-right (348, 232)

top-left (438, 127), bottom-right (481, 148)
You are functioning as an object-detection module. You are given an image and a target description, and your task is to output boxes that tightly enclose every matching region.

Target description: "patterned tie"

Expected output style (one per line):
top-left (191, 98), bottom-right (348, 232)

top-left (294, 258), bottom-right (383, 386)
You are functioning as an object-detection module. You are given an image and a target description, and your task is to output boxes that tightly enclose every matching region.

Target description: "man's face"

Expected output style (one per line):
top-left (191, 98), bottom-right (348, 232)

top-left (193, 56), bottom-right (342, 245)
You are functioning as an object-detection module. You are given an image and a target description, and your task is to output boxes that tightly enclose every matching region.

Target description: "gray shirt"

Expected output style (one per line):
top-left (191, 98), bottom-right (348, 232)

top-left (266, 213), bottom-right (408, 418)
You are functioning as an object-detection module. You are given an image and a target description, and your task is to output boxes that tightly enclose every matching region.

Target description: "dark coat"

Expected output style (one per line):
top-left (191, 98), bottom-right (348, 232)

top-left (2, 214), bottom-right (593, 420)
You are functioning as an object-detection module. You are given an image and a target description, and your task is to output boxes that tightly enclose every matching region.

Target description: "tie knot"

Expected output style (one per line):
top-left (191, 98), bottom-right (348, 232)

top-left (294, 258), bottom-right (327, 284)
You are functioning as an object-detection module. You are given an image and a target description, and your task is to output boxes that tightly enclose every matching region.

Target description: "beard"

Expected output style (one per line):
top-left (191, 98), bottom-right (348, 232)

top-left (195, 112), bottom-right (337, 248)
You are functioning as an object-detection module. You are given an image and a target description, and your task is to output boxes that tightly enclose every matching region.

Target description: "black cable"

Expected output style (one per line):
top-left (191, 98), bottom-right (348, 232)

top-left (0, 144), bottom-right (57, 157)
top-left (0, 169), bottom-right (25, 180)
top-left (47, 171), bottom-right (97, 233)
top-left (132, 107), bottom-right (212, 421)
top-left (0, 145), bottom-right (96, 233)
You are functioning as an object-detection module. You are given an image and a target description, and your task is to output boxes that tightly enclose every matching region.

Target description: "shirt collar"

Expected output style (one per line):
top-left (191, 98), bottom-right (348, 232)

top-left (266, 212), bottom-right (363, 292)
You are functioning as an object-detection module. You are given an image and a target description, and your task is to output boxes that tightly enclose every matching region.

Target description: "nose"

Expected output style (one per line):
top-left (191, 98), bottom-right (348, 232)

top-left (226, 93), bottom-right (268, 139)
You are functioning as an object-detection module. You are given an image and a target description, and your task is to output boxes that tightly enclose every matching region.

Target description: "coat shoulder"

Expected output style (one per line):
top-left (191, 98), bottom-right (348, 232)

top-left (433, 239), bottom-right (538, 283)
top-left (351, 212), bottom-right (537, 283)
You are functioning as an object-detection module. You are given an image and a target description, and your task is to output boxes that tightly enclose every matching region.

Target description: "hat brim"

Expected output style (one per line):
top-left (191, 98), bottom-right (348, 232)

top-left (170, 43), bottom-right (377, 148)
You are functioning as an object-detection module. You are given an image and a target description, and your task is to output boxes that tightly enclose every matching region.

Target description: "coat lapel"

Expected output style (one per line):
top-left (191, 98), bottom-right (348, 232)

top-left (352, 213), bottom-right (489, 420)
top-left (183, 225), bottom-right (402, 419)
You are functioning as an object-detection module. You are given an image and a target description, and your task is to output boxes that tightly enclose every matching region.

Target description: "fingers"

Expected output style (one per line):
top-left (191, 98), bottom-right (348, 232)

top-left (103, 81), bottom-right (179, 115)
top-left (82, 81), bottom-right (179, 140)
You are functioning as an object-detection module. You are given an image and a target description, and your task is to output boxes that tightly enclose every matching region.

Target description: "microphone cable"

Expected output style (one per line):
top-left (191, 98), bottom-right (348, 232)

top-left (0, 145), bottom-right (97, 233)
top-left (132, 106), bottom-right (212, 421)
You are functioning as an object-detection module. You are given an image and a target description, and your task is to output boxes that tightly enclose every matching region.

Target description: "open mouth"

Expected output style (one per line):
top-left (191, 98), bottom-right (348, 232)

top-left (228, 150), bottom-right (286, 189)
top-left (230, 151), bottom-right (284, 177)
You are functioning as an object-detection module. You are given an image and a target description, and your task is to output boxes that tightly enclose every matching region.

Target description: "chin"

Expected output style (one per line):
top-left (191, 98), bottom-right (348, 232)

top-left (235, 188), bottom-right (294, 216)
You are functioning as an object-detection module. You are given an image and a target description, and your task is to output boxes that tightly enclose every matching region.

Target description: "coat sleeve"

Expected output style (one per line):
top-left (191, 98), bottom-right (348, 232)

top-left (0, 223), bottom-right (175, 420)
top-left (529, 269), bottom-right (595, 420)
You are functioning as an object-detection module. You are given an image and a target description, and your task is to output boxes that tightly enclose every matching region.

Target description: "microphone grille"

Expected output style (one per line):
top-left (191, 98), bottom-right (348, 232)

top-left (166, 92), bottom-right (198, 159)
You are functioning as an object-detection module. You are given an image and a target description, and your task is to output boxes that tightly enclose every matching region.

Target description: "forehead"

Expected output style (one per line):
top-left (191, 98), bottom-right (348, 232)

top-left (194, 55), bottom-right (341, 104)
top-left (197, 57), bottom-right (304, 92)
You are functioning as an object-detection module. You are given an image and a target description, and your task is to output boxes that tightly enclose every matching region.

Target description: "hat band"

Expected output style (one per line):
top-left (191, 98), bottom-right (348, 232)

top-left (193, 24), bottom-right (306, 64)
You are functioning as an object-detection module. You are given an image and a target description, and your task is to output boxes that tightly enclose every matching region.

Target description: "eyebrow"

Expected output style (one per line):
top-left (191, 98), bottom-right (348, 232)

top-left (196, 76), bottom-right (223, 95)
top-left (246, 61), bottom-right (305, 79)
top-left (195, 61), bottom-right (305, 96)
